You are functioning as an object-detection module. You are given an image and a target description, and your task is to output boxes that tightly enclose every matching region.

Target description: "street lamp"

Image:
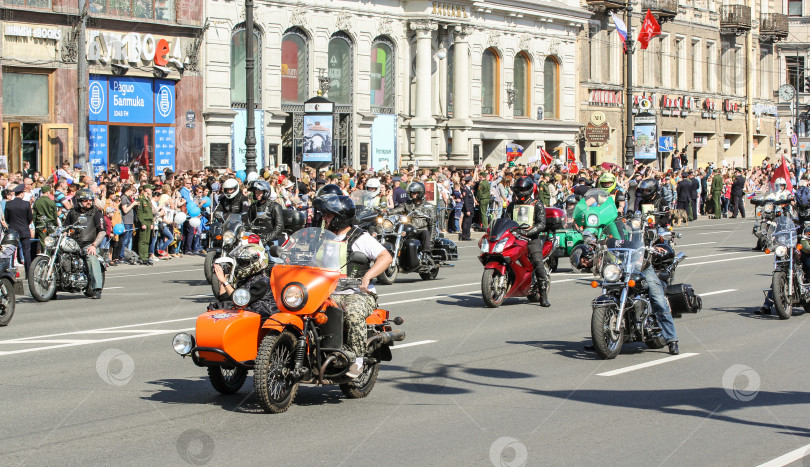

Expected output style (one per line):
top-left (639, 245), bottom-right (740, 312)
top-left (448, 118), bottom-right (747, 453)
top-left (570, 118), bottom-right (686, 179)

top-left (244, 0), bottom-right (257, 174)
top-left (622, 5), bottom-right (635, 177)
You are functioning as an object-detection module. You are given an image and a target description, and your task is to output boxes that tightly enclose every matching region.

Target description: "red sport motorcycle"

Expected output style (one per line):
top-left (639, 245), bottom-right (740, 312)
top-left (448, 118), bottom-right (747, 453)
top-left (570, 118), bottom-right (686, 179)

top-left (478, 208), bottom-right (563, 308)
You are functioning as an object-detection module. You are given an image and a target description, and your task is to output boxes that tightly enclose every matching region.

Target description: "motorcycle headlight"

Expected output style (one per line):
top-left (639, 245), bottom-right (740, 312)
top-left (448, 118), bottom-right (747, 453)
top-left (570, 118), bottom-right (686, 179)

top-left (480, 238), bottom-right (490, 253)
top-left (232, 288), bottom-right (250, 307)
top-left (282, 284), bottom-right (306, 310)
top-left (172, 333), bottom-right (195, 355)
top-left (493, 238), bottom-right (508, 254)
top-left (775, 245), bottom-right (788, 257)
top-left (603, 263), bottom-right (622, 282)
top-left (382, 219), bottom-right (395, 233)
top-left (401, 216), bottom-right (409, 224)
top-left (630, 219), bottom-right (642, 230)
top-left (587, 214), bottom-right (599, 227)
top-left (765, 204), bottom-right (774, 213)
top-left (222, 231), bottom-right (236, 245)
top-left (43, 236), bottom-right (55, 248)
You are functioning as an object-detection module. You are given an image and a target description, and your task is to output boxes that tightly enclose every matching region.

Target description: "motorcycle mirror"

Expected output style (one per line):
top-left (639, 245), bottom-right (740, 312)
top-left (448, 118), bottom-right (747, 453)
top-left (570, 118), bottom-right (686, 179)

top-left (269, 245), bottom-right (281, 257)
top-left (214, 212), bottom-right (224, 221)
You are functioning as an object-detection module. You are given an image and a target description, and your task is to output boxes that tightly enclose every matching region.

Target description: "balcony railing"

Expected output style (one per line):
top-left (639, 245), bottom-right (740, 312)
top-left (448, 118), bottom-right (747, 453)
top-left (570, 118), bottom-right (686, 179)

top-left (641, 0), bottom-right (678, 22)
top-left (583, 0), bottom-right (628, 13)
top-left (760, 13), bottom-right (789, 42)
top-left (720, 4), bottom-right (752, 35)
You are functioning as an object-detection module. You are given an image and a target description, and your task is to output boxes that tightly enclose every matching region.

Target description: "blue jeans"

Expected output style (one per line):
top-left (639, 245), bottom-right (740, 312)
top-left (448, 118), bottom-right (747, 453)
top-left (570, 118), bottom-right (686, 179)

top-left (157, 224), bottom-right (173, 252)
top-left (641, 266), bottom-right (678, 343)
top-left (118, 224), bottom-right (133, 259)
top-left (149, 227), bottom-right (158, 255)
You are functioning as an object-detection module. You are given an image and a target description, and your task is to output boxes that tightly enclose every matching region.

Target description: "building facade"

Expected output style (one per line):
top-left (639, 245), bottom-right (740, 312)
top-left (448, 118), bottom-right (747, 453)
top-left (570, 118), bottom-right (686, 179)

top-left (580, 0), bottom-right (784, 169)
top-left (776, 0), bottom-right (810, 160)
top-left (1, 0), bottom-right (205, 177)
top-left (202, 0), bottom-right (590, 171)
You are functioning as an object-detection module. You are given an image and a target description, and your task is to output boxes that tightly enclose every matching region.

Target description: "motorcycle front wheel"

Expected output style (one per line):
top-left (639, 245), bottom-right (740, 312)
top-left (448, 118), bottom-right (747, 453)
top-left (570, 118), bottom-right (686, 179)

top-left (340, 361), bottom-right (380, 399)
top-left (482, 269), bottom-right (508, 308)
top-left (591, 305), bottom-right (624, 359)
top-left (0, 277), bottom-right (16, 326)
top-left (772, 271), bottom-right (792, 320)
top-left (548, 255), bottom-right (558, 273)
top-left (376, 264), bottom-right (398, 285)
top-left (28, 256), bottom-right (56, 302)
top-left (204, 251), bottom-right (217, 284)
top-left (208, 365), bottom-right (248, 394)
top-left (254, 331), bottom-right (300, 413)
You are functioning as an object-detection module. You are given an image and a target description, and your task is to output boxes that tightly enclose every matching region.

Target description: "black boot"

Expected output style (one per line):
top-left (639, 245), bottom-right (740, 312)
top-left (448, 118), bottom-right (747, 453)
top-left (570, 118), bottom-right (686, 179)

top-left (538, 281), bottom-right (550, 307)
top-left (668, 341), bottom-right (680, 355)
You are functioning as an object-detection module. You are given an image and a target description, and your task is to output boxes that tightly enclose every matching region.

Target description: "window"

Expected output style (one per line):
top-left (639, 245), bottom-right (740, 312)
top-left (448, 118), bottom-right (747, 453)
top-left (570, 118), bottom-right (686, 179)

top-left (674, 38), bottom-right (682, 89)
top-left (231, 25), bottom-right (262, 107)
top-left (788, 0), bottom-right (802, 16)
top-left (760, 47), bottom-right (771, 98)
top-left (371, 37), bottom-right (395, 114)
top-left (281, 28), bottom-right (308, 104)
top-left (706, 41), bottom-right (716, 92)
top-left (544, 56), bottom-right (559, 120)
top-left (721, 42), bottom-right (733, 93)
top-left (514, 52), bottom-right (530, 117)
top-left (2, 73), bottom-right (49, 116)
top-left (691, 39), bottom-right (701, 91)
top-left (601, 30), bottom-right (611, 82)
top-left (787, 55), bottom-right (807, 93)
top-left (481, 48), bottom-right (499, 115)
top-left (4, 0), bottom-right (51, 7)
top-left (735, 45), bottom-right (744, 95)
top-left (328, 32), bottom-right (353, 105)
top-left (86, 0), bottom-right (174, 20)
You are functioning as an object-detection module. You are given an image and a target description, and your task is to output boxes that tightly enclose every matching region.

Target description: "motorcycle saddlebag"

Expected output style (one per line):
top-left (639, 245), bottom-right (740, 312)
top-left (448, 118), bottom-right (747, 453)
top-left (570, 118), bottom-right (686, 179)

top-left (666, 283), bottom-right (702, 318)
top-left (399, 238), bottom-right (421, 271)
top-left (432, 237), bottom-right (458, 261)
top-left (544, 207), bottom-right (566, 232)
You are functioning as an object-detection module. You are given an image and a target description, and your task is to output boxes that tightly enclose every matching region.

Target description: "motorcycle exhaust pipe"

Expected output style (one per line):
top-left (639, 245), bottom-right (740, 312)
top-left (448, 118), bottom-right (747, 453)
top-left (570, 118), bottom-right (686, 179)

top-left (367, 330), bottom-right (406, 348)
top-left (318, 355), bottom-right (338, 386)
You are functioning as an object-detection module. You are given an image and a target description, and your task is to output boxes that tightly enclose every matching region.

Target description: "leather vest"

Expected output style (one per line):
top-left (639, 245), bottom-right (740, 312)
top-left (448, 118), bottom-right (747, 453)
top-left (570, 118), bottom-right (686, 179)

top-left (343, 227), bottom-right (371, 279)
top-left (75, 208), bottom-right (100, 246)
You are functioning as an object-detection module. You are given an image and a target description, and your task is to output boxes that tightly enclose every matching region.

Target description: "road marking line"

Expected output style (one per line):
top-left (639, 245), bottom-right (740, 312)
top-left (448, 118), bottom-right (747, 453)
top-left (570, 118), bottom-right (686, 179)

top-left (391, 340), bottom-right (438, 349)
top-left (597, 353), bottom-right (700, 377)
top-left (104, 287), bottom-right (123, 290)
top-left (685, 252), bottom-right (740, 260)
top-left (0, 339), bottom-right (93, 344)
top-left (681, 255), bottom-right (764, 267)
top-left (701, 289), bottom-right (737, 296)
top-left (79, 329), bottom-right (181, 334)
top-left (380, 278), bottom-right (582, 306)
top-left (0, 328), bottom-right (195, 356)
top-left (381, 283), bottom-right (479, 296)
top-left (697, 231), bottom-right (733, 235)
top-left (1, 317), bottom-right (198, 342)
top-left (105, 269), bottom-right (199, 278)
top-left (676, 242), bottom-right (717, 247)
top-left (756, 442), bottom-right (810, 467)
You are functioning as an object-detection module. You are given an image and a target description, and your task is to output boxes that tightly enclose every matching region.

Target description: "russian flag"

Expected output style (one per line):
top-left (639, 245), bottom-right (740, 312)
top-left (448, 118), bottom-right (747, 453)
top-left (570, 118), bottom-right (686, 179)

top-left (611, 13), bottom-right (628, 50)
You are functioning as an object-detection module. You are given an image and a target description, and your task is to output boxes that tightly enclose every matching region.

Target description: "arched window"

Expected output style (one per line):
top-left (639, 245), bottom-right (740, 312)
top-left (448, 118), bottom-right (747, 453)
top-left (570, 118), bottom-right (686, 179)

top-left (281, 28), bottom-right (309, 104)
top-left (481, 48), bottom-right (499, 115)
top-left (514, 52), bottom-right (530, 117)
top-left (230, 25), bottom-right (262, 107)
top-left (544, 56), bottom-right (559, 120)
top-left (370, 37), bottom-right (395, 113)
top-left (328, 32), bottom-right (353, 105)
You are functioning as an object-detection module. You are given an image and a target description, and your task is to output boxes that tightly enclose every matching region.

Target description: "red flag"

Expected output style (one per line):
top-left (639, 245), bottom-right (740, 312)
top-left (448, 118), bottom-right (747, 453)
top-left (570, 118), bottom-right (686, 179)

top-left (770, 155), bottom-right (794, 192)
top-left (540, 147), bottom-right (553, 166)
top-left (637, 10), bottom-right (661, 50)
top-left (569, 160), bottom-right (580, 175)
top-left (567, 147), bottom-right (576, 162)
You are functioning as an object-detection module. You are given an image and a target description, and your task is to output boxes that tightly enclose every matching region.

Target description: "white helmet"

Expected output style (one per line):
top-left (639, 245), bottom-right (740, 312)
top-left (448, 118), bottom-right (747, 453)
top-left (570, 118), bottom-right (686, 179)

top-left (774, 177), bottom-right (787, 191)
top-left (366, 178), bottom-right (381, 195)
top-left (222, 178), bottom-right (240, 199)
top-left (246, 171), bottom-right (259, 183)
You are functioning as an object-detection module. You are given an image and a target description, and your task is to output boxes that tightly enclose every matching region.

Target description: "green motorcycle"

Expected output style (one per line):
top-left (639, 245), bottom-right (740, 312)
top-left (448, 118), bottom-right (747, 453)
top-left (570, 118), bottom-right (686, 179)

top-left (566, 189), bottom-right (620, 272)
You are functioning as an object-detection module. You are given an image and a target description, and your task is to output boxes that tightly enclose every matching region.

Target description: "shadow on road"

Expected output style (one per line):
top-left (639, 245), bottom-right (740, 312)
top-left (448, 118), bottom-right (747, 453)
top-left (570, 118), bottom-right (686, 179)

top-left (715, 305), bottom-right (807, 320)
top-left (166, 279), bottom-right (209, 287)
top-left (506, 339), bottom-right (603, 360)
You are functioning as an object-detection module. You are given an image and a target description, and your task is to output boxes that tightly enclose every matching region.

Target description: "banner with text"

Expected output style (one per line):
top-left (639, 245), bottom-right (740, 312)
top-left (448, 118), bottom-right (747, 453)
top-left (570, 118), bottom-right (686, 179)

top-left (371, 114), bottom-right (397, 172)
top-left (88, 125), bottom-right (108, 176)
top-left (154, 127), bottom-right (176, 175)
top-left (231, 109), bottom-right (264, 171)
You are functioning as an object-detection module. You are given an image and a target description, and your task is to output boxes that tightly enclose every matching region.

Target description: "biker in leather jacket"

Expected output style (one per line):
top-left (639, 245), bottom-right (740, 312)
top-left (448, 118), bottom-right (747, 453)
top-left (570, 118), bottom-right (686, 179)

top-left (505, 176), bottom-right (551, 307)
top-left (215, 178), bottom-right (250, 216)
top-left (389, 182), bottom-right (436, 255)
top-left (247, 180), bottom-right (284, 244)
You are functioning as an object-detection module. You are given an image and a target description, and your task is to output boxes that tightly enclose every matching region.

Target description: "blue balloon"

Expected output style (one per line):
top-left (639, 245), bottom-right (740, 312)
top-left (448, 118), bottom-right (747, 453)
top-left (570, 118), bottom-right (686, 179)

top-left (187, 204), bottom-right (201, 217)
top-left (236, 170), bottom-right (246, 182)
top-left (200, 196), bottom-right (211, 208)
top-left (113, 223), bottom-right (125, 235)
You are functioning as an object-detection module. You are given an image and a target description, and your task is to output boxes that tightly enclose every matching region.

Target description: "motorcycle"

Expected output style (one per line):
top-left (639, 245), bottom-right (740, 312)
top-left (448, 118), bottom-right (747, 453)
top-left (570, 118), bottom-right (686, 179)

top-left (767, 216), bottom-right (810, 319)
top-left (204, 213), bottom-right (242, 284)
top-left (28, 218), bottom-right (107, 302)
top-left (208, 213), bottom-right (271, 298)
top-left (172, 227), bottom-right (405, 413)
top-left (752, 194), bottom-right (792, 251)
top-left (0, 236), bottom-right (20, 326)
top-left (375, 212), bottom-right (458, 285)
top-left (478, 211), bottom-right (559, 308)
top-left (568, 189), bottom-right (619, 271)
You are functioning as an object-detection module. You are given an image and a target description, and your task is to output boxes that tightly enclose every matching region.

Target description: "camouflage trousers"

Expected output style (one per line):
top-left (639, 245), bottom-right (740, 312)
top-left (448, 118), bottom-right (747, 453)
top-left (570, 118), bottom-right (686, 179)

top-left (330, 292), bottom-right (377, 357)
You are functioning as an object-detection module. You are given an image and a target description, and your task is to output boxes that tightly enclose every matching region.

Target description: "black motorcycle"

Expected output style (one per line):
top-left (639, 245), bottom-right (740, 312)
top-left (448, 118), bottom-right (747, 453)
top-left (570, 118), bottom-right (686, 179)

top-left (376, 213), bottom-right (457, 285)
top-left (28, 218), bottom-right (107, 302)
top-left (204, 213), bottom-right (245, 284)
top-left (752, 195), bottom-right (792, 251)
top-left (0, 232), bottom-right (20, 326)
top-left (768, 216), bottom-right (810, 319)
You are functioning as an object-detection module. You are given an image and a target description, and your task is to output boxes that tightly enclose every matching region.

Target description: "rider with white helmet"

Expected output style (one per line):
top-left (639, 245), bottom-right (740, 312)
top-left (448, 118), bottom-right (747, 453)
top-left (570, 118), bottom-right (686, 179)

top-left (214, 177), bottom-right (251, 215)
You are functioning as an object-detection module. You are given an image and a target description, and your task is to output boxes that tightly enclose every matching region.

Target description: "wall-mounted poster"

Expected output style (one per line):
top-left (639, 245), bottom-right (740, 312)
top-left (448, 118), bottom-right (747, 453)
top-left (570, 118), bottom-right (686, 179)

top-left (88, 124), bottom-right (108, 176)
top-left (231, 109), bottom-right (265, 171)
top-left (302, 115), bottom-right (333, 163)
top-left (634, 124), bottom-right (657, 161)
top-left (371, 114), bottom-right (397, 172)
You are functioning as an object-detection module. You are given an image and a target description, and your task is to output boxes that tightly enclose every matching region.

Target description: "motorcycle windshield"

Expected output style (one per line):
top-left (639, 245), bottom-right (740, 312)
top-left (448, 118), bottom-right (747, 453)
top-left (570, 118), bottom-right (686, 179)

top-left (277, 227), bottom-right (343, 271)
top-left (773, 216), bottom-right (797, 248)
top-left (489, 217), bottom-right (519, 239)
top-left (602, 220), bottom-right (645, 273)
top-left (350, 190), bottom-right (377, 208)
top-left (223, 213), bottom-right (243, 232)
top-left (573, 189), bottom-right (618, 229)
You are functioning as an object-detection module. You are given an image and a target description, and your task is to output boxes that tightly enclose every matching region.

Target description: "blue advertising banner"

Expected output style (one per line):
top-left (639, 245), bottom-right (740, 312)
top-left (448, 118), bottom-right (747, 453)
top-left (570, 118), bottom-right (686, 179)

top-left (302, 115), bottom-right (333, 163)
top-left (88, 125), bottom-right (108, 176)
top-left (154, 127), bottom-right (176, 175)
top-left (371, 114), bottom-right (397, 171)
top-left (108, 77), bottom-right (153, 124)
top-left (231, 109), bottom-right (264, 171)
top-left (89, 76), bottom-right (108, 121)
top-left (634, 124), bottom-right (658, 160)
top-left (154, 80), bottom-right (175, 124)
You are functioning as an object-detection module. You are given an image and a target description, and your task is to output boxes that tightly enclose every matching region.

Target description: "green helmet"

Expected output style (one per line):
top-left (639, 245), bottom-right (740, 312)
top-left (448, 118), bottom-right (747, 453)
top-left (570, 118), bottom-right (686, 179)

top-left (598, 173), bottom-right (617, 193)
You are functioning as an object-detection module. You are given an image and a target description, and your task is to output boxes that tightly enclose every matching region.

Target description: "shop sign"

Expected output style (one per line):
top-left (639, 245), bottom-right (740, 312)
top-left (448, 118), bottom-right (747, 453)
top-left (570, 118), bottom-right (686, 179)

top-left (585, 122), bottom-right (610, 145)
top-left (589, 89), bottom-right (622, 106)
top-left (693, 135), bottom-right (708, 147)
top-left (661, 96), bottom-right (681, 117)
top-left (109, 77), bottom-right (153, 123)
top-left (89, 125), bottom-right (108, 176)
top-left (89, 75), bottom-right (175, 124)
top-left (4, 24), bottom-right (62, 41)
top-left (87, 30), bottom-right (184, 70)
top-left (154, 127), bottom-right (176, 175)
top-left (371, 114), bottom-right (397, 172)
top-left (724, 99), bottom-right (740, 113)
top-left (753, 103), bottom-right (778, 117)
top-left (632, 94), bottom-right (654, 114)
top-left (702, 99), bottom-right (717, 119)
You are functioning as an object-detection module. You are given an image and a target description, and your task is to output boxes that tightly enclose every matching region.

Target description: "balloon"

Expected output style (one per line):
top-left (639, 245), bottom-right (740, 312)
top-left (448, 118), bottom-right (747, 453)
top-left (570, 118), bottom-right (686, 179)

top-left (247, 171), bottom-right (259, 182)
top-left (187, 204), bottom-right (201, 217)
top-left (113, 223), bottom-right (125, 235)
top-left (174, 212), bottom-right (187, 225)
top-left (236, 170), bottom-right (246, 182)
top-left (189, 217), bottom-right (201, 228)
top-left (200, 196), bottom-right (211, 208)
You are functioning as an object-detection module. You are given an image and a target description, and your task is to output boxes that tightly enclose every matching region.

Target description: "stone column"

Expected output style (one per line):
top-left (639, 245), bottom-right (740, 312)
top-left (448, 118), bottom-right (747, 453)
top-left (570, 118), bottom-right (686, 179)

top-left (410, 21), bottom-right (437, 162)
top-left (449, 25), bottom-right (474, 163)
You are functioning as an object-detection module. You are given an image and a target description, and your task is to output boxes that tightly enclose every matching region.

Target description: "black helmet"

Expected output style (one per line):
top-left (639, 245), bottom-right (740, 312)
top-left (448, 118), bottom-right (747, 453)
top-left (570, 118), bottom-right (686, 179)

top-left (313, 195), bottom-right (356, 233)
top-left (251, 180), bottom-right (272, 199)
top-left (564, 194), bottom-right (580, 208)
top-left (569, 244), bottom-right (593, 272)
top-left (75, 188), bottom-right (94, 203)
top-left (406, 182), bottom-right (426, 203)
top-left (512, 177), bottom-right (536, 203)
top-left (316, 184), bottom-right (343, 198)
top-left (637, 179), bottom-right (660, 203)
top-left (1, 230), bottom-right (20, 247)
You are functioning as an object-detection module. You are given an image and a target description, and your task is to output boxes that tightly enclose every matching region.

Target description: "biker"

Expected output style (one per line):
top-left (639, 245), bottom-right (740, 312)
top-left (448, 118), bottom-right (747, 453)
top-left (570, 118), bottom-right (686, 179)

top-left (598, 172), bottom-right (618, 195)
top-left (505, 176), bottom-right (551, 307)
top-left (388, 182), bottom-right (436, 259)
top-left (312, 184), bottom-right (344, 227)
top-left (312, 194), bottom-right (393, 379)
top-left (210, 244), bottom-right (276, 315)
top-left (64, 188), bottom-right (106, 299)
top-left (637, 230), bottom-right (680, 355)
top-left (214, 178), bottom-right (250, 216)
top-left (563, 194), bottom-right (582, 230)
top-left (636, 179), bottom-right (672, 227)
top-left (247, 180), bottom-right (284, 245)
top-left (365, 178), bottom-right (387, 210)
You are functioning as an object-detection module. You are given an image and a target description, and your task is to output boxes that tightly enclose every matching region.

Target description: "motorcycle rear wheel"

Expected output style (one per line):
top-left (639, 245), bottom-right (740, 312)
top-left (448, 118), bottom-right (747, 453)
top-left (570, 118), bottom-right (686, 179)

top-left (548, 255), bottom-right (558, 273)
top-left (0, 278), bottom-right (16, 326)
top-left (591, 305), bottom-right (623, 359)
top-left (376, 264), bottom-right (398, 285)
top-left (254, 331), bottom-right (299, 413)
top-left (772, 271), bottom-right (792, 320)
top-left (482, 269), bottom-right (507, 308)
top-left (28, 256), bottom-right (56, 302)
top-left (208, 365), bottom-right (248, 394)
top-left (339, 361), bottom-right (380, 399)
top-left (204, 251), bottom-right (217, 284)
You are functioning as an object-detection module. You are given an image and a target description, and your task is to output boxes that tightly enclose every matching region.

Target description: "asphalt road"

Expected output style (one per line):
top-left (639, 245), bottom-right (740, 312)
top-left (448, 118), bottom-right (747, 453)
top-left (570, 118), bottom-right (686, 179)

top-left (2, 218), bottom-right (810, 466)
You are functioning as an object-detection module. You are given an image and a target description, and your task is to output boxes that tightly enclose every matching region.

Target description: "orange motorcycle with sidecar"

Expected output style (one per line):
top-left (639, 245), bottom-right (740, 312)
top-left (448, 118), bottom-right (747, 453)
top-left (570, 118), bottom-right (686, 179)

top-left (172, 227), bottom-right (405, 413)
